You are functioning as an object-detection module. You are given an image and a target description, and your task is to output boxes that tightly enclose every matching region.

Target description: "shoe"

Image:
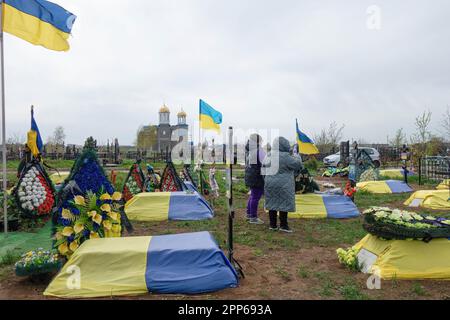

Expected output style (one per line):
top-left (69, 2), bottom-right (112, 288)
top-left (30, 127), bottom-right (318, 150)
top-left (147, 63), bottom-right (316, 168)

top-left (249, 218), bottom-right (265, 225)
top-left (269, 227), bottom-right (279, 231)
top-left (279, 226), bottom-right (293, 233)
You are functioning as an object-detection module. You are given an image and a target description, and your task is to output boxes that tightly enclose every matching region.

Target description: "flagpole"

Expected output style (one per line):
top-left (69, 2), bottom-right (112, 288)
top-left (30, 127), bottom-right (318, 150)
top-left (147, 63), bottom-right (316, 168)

top-left (0, 0), bottom-right (8, 234)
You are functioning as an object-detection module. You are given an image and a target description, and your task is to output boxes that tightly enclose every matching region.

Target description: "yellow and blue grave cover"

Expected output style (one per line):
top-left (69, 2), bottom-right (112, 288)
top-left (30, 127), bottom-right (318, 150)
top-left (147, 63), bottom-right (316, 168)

top-left (44, 232), bottom-right (238, 298)
top-left (354, 234), bottom-right (450, 280)
top-left (357, 180), bottom-right (413, 194)
top-left (125, 192), bottom-right (213, 221)
top-left (404, 190), bottom-right (450, 210)
top-left (380, 169), bottom-right (415, 179)
top-left (290, 194), bottom-right (360, 219)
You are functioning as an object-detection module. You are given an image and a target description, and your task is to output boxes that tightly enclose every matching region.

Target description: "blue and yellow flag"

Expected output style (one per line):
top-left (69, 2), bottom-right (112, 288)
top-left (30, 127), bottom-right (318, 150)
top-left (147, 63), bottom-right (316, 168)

top-left (2, 0), bottom-right (76, 51)
top-left (296, 119), bottom-right (319, 155)
top-left (27, 108), bottom-right (43, 157)
top-left (199, 99), bottom-right (222, 133)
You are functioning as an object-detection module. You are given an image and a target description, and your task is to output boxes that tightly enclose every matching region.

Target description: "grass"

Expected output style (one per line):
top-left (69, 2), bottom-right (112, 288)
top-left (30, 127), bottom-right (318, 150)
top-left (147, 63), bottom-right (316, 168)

top-left (0, 250), bottom-right (20, 267)
top-left (297, 265), bottom-right (310, 279)
top-left (339, 279), bottom-right (369, 300)
top-left (355, 191), bottom-right (410, 209)
top-left (412, 282), bottom-right (427, 297)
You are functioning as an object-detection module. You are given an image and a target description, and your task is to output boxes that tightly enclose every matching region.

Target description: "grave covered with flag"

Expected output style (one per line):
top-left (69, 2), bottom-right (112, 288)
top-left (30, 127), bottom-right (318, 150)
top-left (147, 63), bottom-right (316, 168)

top-left (44, 231), bottom-right (238, 298)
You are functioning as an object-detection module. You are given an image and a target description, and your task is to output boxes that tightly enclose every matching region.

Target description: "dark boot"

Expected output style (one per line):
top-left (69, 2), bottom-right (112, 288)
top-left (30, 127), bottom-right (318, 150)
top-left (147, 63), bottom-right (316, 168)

top-left (269, 211), bottom-right (278, 230)
top-left (279, 212), bottom-right (293, 233)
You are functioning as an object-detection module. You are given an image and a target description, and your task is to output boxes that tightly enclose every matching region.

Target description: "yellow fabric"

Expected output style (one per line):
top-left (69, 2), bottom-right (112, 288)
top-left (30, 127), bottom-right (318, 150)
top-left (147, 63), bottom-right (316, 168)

top-left (27, 130), bottom-right (40, 157)
top-left (380, 169), bottom-right (403, 179)
top-left (356, 181), bottom-right (392, 194)
top-left (290, 194), bottom-right (327, 219)
top-left (44, 236), bottom-right (151, 298)
top-left (436, 179), bottom-right (450, 190)
top-left (404, 190), bottom-right (450, 210)
top-left (354, 234), bottom-right (450, 280)
top-left (124, 192), bottom-right (170, 221)
top-left (200, 114), bottom-right (220, 133)
top-left (297, 140), bottom-right (320, 155)
top-left (49, 172), bottom-right (70, 185)
top-left (3, 3), bottom-right (71, 52)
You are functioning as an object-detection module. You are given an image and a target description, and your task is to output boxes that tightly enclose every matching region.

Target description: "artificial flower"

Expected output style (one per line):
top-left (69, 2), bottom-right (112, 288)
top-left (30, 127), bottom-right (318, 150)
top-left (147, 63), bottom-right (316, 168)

top-left (103, 220), bottom-right (112, 230)
top-left (69, 241), bottom-right (79, 252)
top-left (62, 226), bottom-right (74, 237)
top-left (74, 195), bottom-right (86, 205)
top-left (100, 193), bottom-right (111, 201)
top-left (112, 224), bottom-right (121, 234)
top-left (112, 192), bottom-right (122, 201)
top-left (88, 210), bottom-right (103, 224)
top-left (74, 222), bottom-right (85, 234)
top-left (62, 208), bottom-right (74, 221)
top-left (90, 231), bottom-right (100, 239)
top-left (58, 242), bottom-right (69, 255)
top-left (107, 211), bottom-right (119, 221)
top-left (55, 232), bottom-right (63, 241)
top-left (100, 203), bottom-right (111, 212)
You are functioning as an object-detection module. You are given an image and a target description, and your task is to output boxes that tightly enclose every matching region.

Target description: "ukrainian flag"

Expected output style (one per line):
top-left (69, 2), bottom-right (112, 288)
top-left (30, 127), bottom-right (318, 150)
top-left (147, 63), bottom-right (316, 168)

top-left (2, 0), bottom-right (76, 51)
top-left (199, 99), bottom-right (222, 133)
top-left (296, 119), bottom-right (319, 155)
top-left (27, 108), bottom-right (43, 157)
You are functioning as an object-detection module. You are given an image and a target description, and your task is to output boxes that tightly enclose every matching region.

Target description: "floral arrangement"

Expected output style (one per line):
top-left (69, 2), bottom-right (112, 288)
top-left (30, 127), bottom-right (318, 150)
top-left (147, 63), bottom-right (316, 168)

top-left (336, 247), bottom-right (361, 271)
top-left (363, 207), bottom-right (450, 240)
top-left (160, 162), bottom-right (185, 192)
top-left (15, 163), bottom-right (55, 218)
top-left (344, 181), bottom-right (357, 198)
top-left (123, 162), bottom-right (145, 202)
top-left (15, 248), bottom-right (62, 277)
top-left (54, 191), bottom-right (123, 257)
top-left (53, 148), bottom-right (128, 258)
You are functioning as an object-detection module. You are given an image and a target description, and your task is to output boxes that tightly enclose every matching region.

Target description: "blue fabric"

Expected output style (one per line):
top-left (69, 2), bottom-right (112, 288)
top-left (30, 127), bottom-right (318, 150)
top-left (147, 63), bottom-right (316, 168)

top-left (5, 0), bottom-right (76, 33)
top-left (168, 192), bottom-right (213, 220)
top-left (385, 180), bottom-right (413, 193)
top-left (322, 195), bottom-right (360, 218)
top-left (145, 232), bottom-right (239, 294)
top-left (31, 109), bottom-right (43, 153)
top-left (199, 99), bottom-right (222, 124)
top-left (185, 181), bottom-right (198, 193)
top-left (296, 119), bottom-right (314, 143)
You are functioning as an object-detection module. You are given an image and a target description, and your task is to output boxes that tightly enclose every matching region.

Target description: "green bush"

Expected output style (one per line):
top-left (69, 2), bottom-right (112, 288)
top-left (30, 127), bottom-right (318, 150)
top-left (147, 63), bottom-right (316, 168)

top-left (304, 158), bottom-right (320, 172)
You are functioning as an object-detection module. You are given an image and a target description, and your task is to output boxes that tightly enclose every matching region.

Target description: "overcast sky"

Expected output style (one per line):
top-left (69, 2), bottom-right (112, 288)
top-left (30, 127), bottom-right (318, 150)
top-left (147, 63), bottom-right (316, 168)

top-left (4, 0), bottom-right (450, 145)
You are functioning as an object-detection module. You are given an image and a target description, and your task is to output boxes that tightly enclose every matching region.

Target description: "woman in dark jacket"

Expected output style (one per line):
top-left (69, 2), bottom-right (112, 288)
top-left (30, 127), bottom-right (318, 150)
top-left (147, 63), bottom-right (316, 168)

top-left (244, 134), bottom-right (266, 224)
top-left (262, 137), bottom-right (303, 233)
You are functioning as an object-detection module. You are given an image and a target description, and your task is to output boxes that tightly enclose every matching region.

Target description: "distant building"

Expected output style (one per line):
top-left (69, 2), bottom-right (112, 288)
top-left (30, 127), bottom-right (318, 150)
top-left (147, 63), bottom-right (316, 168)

top-left (136, 105), bottom-right (189, 152)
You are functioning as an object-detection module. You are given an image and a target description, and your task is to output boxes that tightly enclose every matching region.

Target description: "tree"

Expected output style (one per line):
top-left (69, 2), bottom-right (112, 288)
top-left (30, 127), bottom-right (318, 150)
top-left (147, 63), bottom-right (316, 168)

top-left (411, 110), bottom-right (432, 145)
top-left (52, 126), bottom-right (66, 146)
top-left (389, 128), bottom-right (406, 148)
top-left (83, 136), bottom-right (97, 151)
top-left (313, 122), bottom-right (345, 154)
top-left (441, 106), bottom-right (450, 142)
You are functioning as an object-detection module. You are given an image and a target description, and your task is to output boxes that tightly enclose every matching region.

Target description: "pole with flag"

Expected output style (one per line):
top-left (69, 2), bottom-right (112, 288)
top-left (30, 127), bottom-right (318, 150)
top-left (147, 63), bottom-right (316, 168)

top-left (0, 0), bottom-right (76, 234)
top-left (1, 0), bottom-right (7, 234)
top-left (296, 119), bottom-right (320, 155)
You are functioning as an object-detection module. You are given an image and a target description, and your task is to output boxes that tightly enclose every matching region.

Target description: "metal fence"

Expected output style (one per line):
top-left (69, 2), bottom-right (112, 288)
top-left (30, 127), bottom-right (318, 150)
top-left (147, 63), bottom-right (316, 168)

top-left (419, 156), bottom-right (450, 183)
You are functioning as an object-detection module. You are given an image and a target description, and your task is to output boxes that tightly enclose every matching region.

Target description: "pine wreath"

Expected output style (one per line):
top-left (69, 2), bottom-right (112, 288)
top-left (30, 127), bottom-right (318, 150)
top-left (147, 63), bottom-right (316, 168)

top-left (122, 161), bottom-right (145, 202)
top-left (363, 207), bottom-right (450, 241)
top-left (14, 159), bottom-right (56, 219)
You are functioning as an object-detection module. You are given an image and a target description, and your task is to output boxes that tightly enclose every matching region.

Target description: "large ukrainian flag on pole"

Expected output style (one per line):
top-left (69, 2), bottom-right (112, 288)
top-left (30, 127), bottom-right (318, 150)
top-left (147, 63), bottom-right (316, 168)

top-left (27, 106), bottom-right (43, 157)
top-left (199, 99), bottom-right (222, 133)
top-left (2, 0), bottom-right (76, 51)
top-left (296, 119), bottom-right (319, 155)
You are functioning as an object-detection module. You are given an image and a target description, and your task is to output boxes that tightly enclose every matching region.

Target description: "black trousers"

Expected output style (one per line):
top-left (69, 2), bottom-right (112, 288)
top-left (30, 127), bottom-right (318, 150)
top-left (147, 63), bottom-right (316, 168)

top-left (268, 210), bottom-right (288, 229)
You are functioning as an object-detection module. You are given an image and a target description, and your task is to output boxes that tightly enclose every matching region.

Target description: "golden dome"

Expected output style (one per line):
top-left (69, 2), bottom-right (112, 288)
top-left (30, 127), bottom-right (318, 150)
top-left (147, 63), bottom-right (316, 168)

top-left (177, 109), bottom-right (187, 117)
top-left (159, 104), bottom-right (170, 113)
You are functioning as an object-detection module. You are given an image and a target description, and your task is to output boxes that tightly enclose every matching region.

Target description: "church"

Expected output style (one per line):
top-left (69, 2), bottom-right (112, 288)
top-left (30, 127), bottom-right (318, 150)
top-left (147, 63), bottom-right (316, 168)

top-left (136, 105), bottom-right (189, 153)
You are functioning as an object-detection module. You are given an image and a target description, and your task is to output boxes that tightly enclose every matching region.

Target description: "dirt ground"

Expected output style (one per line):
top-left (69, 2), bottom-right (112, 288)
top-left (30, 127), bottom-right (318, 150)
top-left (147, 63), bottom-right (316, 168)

top-left (1, 176), bottom-right (450, 300)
